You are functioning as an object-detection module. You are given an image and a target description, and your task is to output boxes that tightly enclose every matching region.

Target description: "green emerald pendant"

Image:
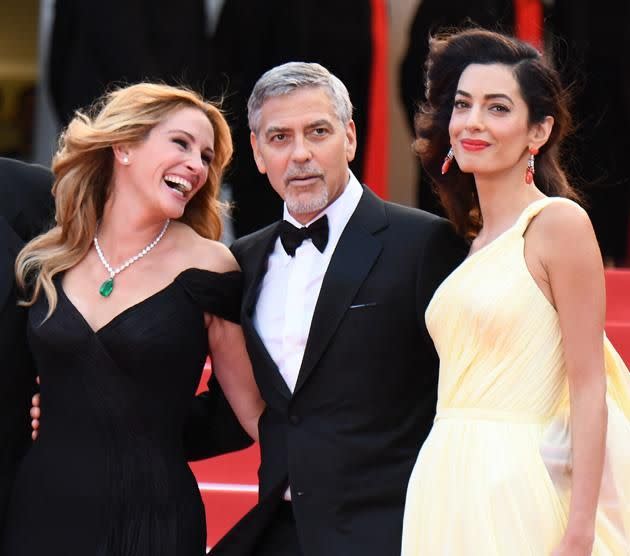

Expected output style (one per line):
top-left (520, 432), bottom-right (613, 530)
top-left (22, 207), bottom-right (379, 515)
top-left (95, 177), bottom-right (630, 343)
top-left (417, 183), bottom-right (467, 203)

top-left (99, 278), bottom-right (114, 298)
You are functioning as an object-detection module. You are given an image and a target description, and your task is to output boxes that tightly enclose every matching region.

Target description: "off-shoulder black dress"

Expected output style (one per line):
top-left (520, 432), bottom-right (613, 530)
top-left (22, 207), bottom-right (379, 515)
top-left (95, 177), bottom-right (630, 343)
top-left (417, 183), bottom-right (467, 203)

top-left (2, 269), bottom-right (242, 556)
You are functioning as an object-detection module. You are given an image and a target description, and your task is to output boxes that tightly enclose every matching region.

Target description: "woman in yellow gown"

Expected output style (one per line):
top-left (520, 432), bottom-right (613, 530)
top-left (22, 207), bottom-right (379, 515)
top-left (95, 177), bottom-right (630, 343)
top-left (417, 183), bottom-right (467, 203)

top-left (401, 30), bottom-right (630, 555)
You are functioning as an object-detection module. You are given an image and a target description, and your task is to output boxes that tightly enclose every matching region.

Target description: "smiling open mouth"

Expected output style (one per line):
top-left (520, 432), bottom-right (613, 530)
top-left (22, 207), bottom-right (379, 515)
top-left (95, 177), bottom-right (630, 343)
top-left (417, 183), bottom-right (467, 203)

top-left (164, 175), bottom-right (193, 196)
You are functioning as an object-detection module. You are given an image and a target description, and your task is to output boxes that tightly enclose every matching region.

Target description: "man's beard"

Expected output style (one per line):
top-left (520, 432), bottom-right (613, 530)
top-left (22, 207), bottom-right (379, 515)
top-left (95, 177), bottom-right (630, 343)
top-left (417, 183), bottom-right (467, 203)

top-left (285, 185), bottom-right (329, 216)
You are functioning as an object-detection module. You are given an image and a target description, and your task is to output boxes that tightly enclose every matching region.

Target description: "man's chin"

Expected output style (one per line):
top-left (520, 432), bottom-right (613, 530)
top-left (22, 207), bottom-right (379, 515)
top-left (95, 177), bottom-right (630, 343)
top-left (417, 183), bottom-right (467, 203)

top-left (286, 195), bottom-right (329, 217)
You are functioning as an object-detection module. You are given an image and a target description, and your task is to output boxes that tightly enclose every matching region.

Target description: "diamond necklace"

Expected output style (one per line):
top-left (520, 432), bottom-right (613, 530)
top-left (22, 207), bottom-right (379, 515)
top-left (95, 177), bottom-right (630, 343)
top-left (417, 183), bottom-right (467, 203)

top-left (94, 219), bottom-right (171, 298)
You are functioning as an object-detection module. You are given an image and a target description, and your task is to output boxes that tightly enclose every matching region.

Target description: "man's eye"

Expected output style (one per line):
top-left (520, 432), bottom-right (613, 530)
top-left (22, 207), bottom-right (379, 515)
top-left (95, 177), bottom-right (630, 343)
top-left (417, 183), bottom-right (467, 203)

top-left (271, 134), bottom-right (286, 142)
top-left (313, 128), bottom-right (328, 136)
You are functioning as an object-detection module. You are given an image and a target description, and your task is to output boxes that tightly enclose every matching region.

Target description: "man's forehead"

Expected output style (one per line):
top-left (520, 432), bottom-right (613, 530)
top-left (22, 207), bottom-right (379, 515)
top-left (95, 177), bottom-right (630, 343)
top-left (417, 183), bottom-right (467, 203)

top-left (259, 88), bottom-right (340, 127)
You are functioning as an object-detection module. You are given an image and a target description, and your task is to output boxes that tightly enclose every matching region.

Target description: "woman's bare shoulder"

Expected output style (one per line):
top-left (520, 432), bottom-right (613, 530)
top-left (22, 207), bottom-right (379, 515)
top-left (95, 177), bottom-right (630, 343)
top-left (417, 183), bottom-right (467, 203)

top-left (528, 198), bottom-right (600, 268)
top-left (169, 222), bottom-right (240, 273)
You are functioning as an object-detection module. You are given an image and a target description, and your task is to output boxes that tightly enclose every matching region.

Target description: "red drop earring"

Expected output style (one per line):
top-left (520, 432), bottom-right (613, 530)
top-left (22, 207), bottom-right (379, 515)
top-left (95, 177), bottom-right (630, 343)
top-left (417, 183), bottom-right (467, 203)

top-left (441, 147), bottom-right (454, 175)
top-left (525, 147), bottom-right (539, 184)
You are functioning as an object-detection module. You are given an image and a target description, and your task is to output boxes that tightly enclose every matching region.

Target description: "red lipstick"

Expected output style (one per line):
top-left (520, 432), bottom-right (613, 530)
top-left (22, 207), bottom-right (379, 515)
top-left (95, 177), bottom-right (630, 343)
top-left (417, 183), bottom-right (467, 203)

top-left (461, 139), bottom-right (490, 151)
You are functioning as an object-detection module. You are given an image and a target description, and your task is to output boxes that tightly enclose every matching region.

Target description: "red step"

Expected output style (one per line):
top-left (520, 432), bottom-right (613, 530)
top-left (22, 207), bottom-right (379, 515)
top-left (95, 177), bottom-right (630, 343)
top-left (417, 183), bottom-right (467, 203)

top-left (605, 269), bottom-right (630, 322)
top-left (605, 323), bottom-right (630, 367)
top-left (199, 487), bottom-right (258, 550)
top-left (604, 269), bottom-right (630, 367)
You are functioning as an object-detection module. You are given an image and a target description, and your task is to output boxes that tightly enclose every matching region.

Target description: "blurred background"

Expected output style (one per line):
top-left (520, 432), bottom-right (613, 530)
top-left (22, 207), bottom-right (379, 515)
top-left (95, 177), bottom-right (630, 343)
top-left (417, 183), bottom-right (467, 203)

top-left (1, 0), bottom-right (628, 263)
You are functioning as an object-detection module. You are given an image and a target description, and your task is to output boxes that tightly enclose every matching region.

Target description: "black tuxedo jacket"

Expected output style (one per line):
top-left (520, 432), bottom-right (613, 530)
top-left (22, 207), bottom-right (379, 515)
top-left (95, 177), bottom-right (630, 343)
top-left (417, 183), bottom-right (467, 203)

top-left (0, 158), bottom-right (54, 532)
top-left (210, 187), bottom-right (466, 555)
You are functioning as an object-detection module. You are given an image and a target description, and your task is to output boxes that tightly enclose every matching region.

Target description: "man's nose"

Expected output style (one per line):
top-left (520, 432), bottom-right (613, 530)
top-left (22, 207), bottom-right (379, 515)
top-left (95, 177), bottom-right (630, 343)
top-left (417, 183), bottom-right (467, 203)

top-left (291, 136), bottom-right (312, 162)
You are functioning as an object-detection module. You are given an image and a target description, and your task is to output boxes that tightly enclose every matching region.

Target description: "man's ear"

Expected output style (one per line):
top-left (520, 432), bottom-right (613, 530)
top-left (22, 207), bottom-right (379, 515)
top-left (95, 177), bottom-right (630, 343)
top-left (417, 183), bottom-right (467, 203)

top-left (250, 132), bottom-right (267, 174)
top-left (345, 120), bottom-right (357, 163)
top-left (528, 115), bottom-right (554, 152)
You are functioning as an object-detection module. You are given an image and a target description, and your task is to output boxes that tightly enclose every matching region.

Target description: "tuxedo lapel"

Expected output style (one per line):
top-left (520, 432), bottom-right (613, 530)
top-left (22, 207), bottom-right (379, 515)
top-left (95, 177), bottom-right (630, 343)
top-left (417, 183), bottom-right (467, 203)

top-left (239, 222), bottom-right (293, 400)
top-left (294, 188), bottom-right (388, 394)
top-left (0, 216), bottom-right (23, 312)
top-left (246, 328), bottom-right (292, 399)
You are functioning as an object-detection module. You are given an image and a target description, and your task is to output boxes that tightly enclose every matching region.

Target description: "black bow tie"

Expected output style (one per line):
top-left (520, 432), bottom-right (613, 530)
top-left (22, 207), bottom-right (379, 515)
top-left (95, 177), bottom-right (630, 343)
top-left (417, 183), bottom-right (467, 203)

top-left (279, 215), bottom-right (329, 257)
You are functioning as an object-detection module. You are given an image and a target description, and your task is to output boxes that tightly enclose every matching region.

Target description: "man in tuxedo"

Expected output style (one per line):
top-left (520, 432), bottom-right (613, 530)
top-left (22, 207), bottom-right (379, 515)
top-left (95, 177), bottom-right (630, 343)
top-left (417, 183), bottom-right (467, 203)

top-left (0, 158), bottom-right (54, 532)
top-left (204, 63), bottom-right (466, 555)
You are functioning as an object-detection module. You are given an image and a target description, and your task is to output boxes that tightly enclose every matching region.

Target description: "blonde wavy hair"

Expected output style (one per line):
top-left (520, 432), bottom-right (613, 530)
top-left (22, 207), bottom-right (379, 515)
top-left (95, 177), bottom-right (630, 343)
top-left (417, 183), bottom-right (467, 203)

top-left (16, 82), bottom-right (233, 318)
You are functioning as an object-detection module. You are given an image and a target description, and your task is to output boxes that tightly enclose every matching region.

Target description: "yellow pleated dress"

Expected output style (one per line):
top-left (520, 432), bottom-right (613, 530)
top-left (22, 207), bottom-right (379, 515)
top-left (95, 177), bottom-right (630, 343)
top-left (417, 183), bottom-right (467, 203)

top-left (401, 197), bottom-right (630, 555)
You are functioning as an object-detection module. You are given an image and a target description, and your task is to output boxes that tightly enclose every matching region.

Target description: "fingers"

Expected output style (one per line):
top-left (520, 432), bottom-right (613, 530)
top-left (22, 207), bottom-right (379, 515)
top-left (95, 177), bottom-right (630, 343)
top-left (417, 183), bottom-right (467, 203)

top-left (31, 417), bottom-right (39, 441)
top-left (31, 393), bottom-right (40, 441)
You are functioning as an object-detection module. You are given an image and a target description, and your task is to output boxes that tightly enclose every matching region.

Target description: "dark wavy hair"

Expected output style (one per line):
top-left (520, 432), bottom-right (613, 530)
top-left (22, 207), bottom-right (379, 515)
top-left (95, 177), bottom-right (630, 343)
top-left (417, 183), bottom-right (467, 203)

top-left (414, 29), bottom-right (581, 238)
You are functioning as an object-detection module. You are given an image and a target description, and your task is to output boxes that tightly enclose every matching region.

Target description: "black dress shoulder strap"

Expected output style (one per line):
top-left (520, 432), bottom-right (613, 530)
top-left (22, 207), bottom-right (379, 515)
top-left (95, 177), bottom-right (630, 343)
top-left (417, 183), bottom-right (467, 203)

top-left (175, 268), bottom-right (243, 324)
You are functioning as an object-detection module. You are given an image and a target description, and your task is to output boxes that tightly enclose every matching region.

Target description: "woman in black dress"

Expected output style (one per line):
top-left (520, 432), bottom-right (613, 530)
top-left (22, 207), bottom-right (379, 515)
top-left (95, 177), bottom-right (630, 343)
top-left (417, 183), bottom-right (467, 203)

top-left (2, 83), bottom-right (264, 555)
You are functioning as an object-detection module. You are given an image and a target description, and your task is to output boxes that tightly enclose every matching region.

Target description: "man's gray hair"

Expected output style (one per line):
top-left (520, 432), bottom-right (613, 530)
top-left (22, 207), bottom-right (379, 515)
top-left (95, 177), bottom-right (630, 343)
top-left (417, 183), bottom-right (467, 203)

top-left (247, 62), bottom-right (353, 134)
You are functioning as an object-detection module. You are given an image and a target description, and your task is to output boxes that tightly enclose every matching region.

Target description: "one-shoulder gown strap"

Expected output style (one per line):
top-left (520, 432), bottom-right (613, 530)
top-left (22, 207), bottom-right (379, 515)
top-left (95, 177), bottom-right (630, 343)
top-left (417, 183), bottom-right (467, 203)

top-left (175, 268), bottom-right (243, 324)
top-left (514, 196), bottom-right (582, 236)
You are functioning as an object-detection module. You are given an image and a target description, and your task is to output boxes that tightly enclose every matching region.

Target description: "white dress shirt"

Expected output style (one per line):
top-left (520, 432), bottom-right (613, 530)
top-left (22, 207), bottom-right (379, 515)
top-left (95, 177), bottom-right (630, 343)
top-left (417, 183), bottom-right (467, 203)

top-left (252, 172), bottom-right (363, 393)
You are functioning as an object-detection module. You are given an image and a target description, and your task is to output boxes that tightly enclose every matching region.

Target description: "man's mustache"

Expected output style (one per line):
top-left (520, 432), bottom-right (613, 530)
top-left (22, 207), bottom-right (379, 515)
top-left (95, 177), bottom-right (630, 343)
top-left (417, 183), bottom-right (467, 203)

top-left (285, 167), bottom-right (324, 184)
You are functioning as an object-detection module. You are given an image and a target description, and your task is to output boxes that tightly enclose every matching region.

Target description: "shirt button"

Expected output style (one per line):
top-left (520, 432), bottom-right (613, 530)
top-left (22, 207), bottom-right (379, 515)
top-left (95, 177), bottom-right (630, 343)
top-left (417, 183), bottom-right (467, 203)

top-left (289, 414), bottom-right (301, 425)
top-left (296, 491), bottom-right (305, 497)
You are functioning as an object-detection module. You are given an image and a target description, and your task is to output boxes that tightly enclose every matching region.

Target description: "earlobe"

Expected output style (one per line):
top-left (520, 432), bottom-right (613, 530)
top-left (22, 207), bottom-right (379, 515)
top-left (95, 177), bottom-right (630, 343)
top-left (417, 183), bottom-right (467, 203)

top-left (113, 144), bottom-right (131, 165)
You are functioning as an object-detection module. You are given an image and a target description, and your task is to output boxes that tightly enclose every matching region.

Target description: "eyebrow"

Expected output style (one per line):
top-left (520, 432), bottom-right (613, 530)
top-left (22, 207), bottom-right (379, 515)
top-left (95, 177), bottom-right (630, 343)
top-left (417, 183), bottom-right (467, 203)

top-left (167, 128), bottom-right (195, 140)
top-left (167, 129), bottom-right (214, 155)
top-left (264, 118), bottom-right (334, 136)
top-left (264, 126), bottom-right (291, 137)
top-left (307, 119), bottom-right (333, 129)
top-left (455, 90), bottom-right (515, 104)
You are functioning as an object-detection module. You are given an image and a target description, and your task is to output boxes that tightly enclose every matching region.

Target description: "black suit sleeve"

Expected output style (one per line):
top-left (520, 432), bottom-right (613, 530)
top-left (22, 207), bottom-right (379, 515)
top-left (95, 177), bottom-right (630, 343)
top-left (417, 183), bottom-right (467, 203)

top-left (182, 365), bottom-right (253, 462)
top-left (14, 166), bottom-right (54, 242)
top-left (0, 158), bottom-right (54, 242)
top-left (0, 297), bottom-right (36, 532)
top-left (0, 157), bottom-right (49, 526)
